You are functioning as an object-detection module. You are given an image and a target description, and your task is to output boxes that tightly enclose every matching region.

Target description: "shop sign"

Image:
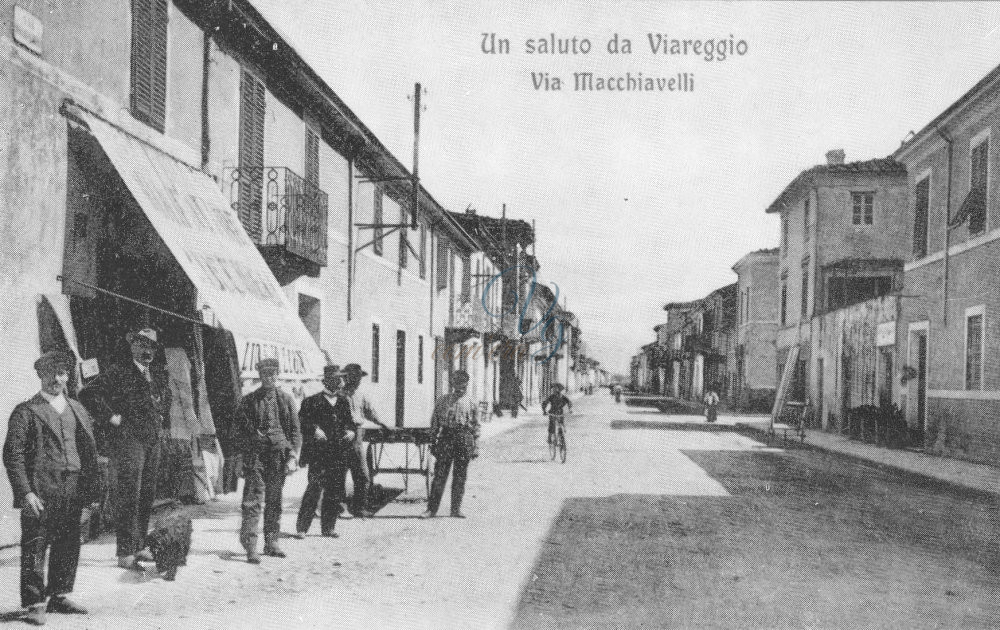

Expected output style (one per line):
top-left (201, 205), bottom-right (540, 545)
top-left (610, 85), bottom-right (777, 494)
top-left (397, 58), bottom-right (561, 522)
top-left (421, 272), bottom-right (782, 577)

top-left (240, 338), bottom-right (313, 377)
top-left (877, 321), bottom-right (896, 347)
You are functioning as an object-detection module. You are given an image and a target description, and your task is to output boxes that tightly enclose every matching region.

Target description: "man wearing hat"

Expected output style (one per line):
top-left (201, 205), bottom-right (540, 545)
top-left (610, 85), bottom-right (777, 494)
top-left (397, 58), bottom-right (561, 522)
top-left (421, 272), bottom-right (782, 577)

top-left (335, 364), bottom-right (389, 518)
top-left (294, 365), bottom-right (351, 538)
top-left (541, 383), bottom-right (572, 445)
top-left (421, 370), bottom-right (479, 519)
top-left (89, 327), bottom-right (171, 571)
top-left (4, 351), bottom-right (100, 625)
top-left (236, 358), bottom-right (301, 563)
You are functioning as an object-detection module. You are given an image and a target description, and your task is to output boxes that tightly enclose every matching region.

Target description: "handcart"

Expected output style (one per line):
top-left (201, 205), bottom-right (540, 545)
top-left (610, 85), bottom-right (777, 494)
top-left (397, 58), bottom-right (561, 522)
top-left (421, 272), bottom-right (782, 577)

top-left (365, 427), bottom-right (435, 495)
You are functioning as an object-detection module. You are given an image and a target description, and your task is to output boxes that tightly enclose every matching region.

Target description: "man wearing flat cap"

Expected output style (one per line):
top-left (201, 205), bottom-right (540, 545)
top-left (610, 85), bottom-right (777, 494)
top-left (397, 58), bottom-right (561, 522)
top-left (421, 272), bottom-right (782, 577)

top-left (335, 363), bottom-right (389, 518)
top-left (294, 364), bottom-right (351, 538)
top-left (86, 327), bottom-right (171, 571)
top-left (421, 370), bottom-right (479, 519)
top-left (236, 358), bottom-right (301, 563)
top-left (4, 351), bottom-right (100, 625)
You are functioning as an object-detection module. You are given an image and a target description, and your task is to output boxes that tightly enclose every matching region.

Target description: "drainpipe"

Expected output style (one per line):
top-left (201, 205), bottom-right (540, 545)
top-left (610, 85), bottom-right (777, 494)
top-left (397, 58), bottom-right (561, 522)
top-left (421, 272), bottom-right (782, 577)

top-left (936, 125), bottom-right (953, 328)
top-left (347, 158), bottom-right (354, 321)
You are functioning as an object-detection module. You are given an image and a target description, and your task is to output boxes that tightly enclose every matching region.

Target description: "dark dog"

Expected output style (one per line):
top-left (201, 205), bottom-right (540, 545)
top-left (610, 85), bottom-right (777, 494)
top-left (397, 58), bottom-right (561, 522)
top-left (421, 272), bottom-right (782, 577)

top-left (146, 512), bottom-right (193, 581)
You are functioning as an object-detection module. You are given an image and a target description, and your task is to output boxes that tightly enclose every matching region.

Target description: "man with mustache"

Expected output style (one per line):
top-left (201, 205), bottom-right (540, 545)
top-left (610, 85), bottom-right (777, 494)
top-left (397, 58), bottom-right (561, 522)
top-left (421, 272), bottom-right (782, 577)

top-left (95, 327), bottom-right (172, 571)
top-left (4, 351), bottom-right (100, 625)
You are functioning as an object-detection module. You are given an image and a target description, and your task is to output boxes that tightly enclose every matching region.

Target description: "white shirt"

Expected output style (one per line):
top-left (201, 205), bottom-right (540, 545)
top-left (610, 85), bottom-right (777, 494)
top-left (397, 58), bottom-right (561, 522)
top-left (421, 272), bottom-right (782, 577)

top-left (322, 389), bottom-right (338, 407)
top-left (133, 359), bottom-right (152, 381)
top-left (40, 390), bottom-right (68, 414)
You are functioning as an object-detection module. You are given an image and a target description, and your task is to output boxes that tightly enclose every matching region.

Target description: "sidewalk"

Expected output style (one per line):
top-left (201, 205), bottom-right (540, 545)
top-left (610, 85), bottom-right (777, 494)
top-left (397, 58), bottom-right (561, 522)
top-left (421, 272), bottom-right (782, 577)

top-left (732, 416), bottom-right (1000, 498)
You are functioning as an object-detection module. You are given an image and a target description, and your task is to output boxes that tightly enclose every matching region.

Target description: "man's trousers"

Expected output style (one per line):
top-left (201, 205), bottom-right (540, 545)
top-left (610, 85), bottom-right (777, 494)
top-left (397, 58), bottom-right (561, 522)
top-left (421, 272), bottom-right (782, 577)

top-left (20, 472), bottom-right (82, 607)
top-left (427, 454), bottom-right (469, 515)
top-left (296, 460), bottom-right (343, 534)
top-left (335, 443), bottom-right (371, 514)
top-left (111, 439), bottom-right (162, 558)
top-left (240, 449), bottom-right (287, 550)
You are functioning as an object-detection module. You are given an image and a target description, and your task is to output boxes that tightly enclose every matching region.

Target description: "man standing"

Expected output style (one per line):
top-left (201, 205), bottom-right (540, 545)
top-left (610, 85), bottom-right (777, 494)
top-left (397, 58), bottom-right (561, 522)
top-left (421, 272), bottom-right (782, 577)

top-left (96, 327), bottom-right (171, 571)
top-left (336, 364), bottom-right (388, 518)
top-left (295, 365), bottom-right (349, 538)
top-left (237, 358), bottom-right (301, 563)
top-left (421, 370), bottom-right (479, 519)
top-left (4, 351), bottom-right (100, 625)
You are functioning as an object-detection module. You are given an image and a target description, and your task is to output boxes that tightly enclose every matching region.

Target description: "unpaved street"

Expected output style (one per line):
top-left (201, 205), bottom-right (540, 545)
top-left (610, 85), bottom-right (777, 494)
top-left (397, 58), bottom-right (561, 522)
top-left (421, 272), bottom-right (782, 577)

top-left (1, 392), bottom-right (998, 629)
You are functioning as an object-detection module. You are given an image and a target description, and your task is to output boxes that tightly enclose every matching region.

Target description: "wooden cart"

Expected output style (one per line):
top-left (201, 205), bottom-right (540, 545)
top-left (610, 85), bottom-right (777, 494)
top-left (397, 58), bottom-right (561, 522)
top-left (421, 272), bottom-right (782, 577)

top-left (365, 427), bottom-right (435, 495)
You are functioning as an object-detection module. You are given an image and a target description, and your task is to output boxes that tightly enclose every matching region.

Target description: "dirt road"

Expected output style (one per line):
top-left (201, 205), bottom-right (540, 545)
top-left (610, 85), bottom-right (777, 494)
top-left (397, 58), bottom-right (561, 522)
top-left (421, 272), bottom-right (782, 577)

top-left (2, 392), bottom-right (997, 629)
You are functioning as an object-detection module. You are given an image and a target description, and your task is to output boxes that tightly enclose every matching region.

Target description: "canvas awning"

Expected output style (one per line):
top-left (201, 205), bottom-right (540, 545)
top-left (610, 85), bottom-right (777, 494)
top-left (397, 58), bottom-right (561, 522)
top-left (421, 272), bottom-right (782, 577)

top-left (74, 109), bottom-right (324, 380)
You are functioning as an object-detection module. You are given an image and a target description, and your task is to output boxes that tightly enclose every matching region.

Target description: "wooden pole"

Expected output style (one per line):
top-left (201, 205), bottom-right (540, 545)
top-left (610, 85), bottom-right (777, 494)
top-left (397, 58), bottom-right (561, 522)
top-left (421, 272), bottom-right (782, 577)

top-left (411, 83), bottom-right (420, 230)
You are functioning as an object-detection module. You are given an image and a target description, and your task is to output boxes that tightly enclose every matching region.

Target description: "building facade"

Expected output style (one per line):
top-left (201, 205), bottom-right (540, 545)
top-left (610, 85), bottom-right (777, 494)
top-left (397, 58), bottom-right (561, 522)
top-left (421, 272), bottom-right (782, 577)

top-left (732, 248), bottom-right (779, 412)
top-left (895, 63), bottom-right (1000, 465)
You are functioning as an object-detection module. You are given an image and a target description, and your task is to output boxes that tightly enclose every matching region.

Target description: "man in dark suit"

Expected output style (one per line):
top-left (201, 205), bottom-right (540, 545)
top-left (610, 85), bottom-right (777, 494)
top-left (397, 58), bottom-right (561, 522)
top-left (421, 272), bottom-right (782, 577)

top-left (294, 365), bottom-right (351, 538)
top-left (92, 327), bottom-right (171, 570)
top-left (4, 351), bottom-right (100, 626)
top-left (237, 358), bottom-right (301, 563)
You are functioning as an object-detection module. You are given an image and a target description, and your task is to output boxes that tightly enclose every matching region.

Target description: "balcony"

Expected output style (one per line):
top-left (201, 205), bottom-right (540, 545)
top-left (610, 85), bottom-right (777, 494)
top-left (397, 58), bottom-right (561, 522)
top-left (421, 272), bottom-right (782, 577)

top-left (228, 166), bottom-right (328, 280)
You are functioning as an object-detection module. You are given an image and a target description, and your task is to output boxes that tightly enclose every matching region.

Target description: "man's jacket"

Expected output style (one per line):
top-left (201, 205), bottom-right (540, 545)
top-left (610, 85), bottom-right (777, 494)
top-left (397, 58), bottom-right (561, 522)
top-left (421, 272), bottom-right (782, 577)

top-left (87, 363), bottom-right (171, 447)
top-left (298, 392), bottom-right (350, 467)
top-left (3, 395), bottom-right (101, 509)
top-left (236, 387), bottom-right (302, 457)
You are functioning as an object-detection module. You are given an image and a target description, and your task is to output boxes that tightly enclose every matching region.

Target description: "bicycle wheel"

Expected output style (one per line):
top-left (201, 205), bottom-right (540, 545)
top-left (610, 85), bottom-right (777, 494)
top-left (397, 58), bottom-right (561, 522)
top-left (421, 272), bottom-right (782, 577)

top-left (549, 430), bottom-right (557, 460)
top-left (558, 427), bottom-right (567, 463)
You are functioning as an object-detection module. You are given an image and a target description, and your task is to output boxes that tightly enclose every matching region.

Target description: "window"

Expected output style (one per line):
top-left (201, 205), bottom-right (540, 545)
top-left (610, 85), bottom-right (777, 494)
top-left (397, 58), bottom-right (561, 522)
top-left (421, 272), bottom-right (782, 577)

top-left (238, 69), bottom-right (266, 241)
top-left (673, 334), bottom-right (682, 351)
top-left (852, 192), bottom-right (874, 225)
top-left (970, 137), bottom-right (989, 235)
top-left (436, 237), bottom-right (450, 291)
top-left (419, 225), bottom-right (427, 279)
top-left (130, 0), bottom-right (168, 132)
top-left (418, 335), bottom-right (424, 384)
top-left (373, 186), bottom-right (383, 256)
top-left (965, 307), bottom-right (984, 390)
top-left (399, 206), bottom-right (408, 268)
top-left (461, 253), bottom-right (471, 302)
top-left (371, 323), bottom-right (380, 383)
top-left (913, 176), bottom-right (930, 258)
top-left (801, 259), bottom-right (809, 318)
top-left (781, 213), bottom-right (788, 255)
top-left (803, 197), bottom-right (810, 242)
top-left (304, 128), bottom-right (320, 185)
top-left (780, 274), bottom-right (788, 327)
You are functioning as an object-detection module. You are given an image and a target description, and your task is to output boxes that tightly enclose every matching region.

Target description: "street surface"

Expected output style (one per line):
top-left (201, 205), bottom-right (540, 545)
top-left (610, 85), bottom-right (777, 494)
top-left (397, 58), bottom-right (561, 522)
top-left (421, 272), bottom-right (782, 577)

top-left (1, 392), bottom-right (998, 629)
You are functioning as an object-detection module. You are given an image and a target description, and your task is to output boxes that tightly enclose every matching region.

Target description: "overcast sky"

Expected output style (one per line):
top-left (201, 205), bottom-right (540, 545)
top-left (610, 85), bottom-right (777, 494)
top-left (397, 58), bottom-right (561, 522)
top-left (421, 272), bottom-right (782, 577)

top-left (251, 0), bottom-right (1000, 374)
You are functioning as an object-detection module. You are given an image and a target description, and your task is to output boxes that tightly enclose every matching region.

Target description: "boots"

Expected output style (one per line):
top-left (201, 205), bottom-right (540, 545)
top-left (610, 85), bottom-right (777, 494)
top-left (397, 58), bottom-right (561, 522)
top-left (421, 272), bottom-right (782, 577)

top-left (263, 533), bottom-right (286, 558)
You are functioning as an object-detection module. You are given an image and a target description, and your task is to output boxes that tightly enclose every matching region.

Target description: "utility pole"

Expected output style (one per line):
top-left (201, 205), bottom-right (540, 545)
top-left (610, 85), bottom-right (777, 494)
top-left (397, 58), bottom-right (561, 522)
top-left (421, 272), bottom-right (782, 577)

top-left (411, 82), bottom-right (420, 229)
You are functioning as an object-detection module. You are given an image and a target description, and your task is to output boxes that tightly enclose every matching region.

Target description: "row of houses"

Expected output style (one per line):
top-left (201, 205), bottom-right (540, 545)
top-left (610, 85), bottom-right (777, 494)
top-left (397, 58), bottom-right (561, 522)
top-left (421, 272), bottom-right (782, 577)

top-left (0, 0), bottom-right (603, 544)
top-left (633, 61), bottom-right (1000, 468)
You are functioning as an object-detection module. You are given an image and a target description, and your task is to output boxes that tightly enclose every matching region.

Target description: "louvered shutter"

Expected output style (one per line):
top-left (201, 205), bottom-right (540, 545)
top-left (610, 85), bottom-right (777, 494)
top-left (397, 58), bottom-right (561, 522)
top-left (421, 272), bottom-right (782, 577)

top-left (305, 128), bottom-right (320, 185)
top-left (399, 207), bottom-right (409, 268)
top-left (373, 185), bottom-right (384, 256)
top-left (130, 0), bottom-right (167, 132)
top-left (239, 70), bottom-right (266, 241)
top-left (436, 237), bottom-right (450, 291)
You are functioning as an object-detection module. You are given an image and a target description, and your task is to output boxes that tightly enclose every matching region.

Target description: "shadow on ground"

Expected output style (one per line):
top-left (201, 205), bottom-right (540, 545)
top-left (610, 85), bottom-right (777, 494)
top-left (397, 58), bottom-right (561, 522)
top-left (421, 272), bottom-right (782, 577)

top-left (511, 449), bottom-right (1000, 630)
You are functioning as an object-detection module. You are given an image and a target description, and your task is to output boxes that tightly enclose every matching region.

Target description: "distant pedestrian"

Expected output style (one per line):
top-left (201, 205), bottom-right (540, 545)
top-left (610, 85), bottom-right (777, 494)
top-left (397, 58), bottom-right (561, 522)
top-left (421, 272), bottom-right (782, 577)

top-left (237, 358), bottom-right (301, 563)
top-left (4, 351), bottom-right (100, 625)
top-left (613, 383), bottom-right (623, 403)
top-left (704, 387), bottom-right (720, 423)
top-left (336, 364), bottom-right (389, 518)
top-left (295, 365), bottom-right (349, 538)
top-left (422, 370), bottom-right (479, 519)
top-left (88, 326), bottom-right (171, 571)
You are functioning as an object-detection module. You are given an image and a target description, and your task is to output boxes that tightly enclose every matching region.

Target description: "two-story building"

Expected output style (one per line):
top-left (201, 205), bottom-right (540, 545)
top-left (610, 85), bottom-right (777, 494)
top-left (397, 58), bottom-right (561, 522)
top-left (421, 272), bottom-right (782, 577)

top-left (765, 151), bottom-right (908, 429)
top-left (895, 62), bottom-right (1000, 465)
top-left (732, 248), bottom-right (780, 412)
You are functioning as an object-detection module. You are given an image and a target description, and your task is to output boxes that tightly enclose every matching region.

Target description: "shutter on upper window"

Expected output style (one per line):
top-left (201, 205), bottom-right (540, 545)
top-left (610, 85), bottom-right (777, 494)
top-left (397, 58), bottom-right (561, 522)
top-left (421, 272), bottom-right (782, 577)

top-left (305, 128), bottom-right (320, 185)
top-left (130, 0), bottom-right (168, 132)
top-left (239, 70), bottom-right (266, 241)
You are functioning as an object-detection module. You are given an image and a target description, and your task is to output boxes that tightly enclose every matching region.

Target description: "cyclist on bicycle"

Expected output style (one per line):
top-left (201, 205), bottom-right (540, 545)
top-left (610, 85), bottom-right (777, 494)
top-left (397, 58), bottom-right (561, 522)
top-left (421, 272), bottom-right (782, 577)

top-left (541, 383), bottom-right (572, 444)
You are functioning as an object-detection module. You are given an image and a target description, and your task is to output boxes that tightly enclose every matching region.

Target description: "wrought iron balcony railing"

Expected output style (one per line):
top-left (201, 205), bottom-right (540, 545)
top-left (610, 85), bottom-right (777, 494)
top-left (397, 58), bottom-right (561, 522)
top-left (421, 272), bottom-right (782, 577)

top-left (228, 166), bottom-right (328, 267)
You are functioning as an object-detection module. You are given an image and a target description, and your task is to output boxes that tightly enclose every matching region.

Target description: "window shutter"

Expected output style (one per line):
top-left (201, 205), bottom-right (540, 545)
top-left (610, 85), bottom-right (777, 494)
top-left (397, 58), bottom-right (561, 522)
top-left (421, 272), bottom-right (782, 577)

top-left (239, 70), bottom-right (266, 241)
top-left (305, 128), bottom-right (320, 185)
top-left (913, 177), bottom-right (929, 257)
top-left (461, 253), bottom-right (471, 302)
top-left (130, 0), bottom-right (167, 132)
top-left (436, 238), bottom-right (450, 290)
top-left (419, 226), bottom-right (427, 279)
top-left (399, 207), bottom-right (409, 268)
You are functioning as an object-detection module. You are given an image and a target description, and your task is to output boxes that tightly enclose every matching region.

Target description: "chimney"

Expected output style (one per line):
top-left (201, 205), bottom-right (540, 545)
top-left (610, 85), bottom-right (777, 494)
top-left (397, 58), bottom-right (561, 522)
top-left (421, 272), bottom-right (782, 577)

top-left (465, 207), bottom-right (476, 215)
top-left (826, 149), bottom-right (845, 166)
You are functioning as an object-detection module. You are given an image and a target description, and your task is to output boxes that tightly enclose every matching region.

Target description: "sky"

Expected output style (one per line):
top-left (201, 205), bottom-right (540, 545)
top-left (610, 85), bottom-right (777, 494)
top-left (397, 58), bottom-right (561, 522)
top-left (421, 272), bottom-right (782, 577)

top-left (251, 0), bottom-right (1000, 375)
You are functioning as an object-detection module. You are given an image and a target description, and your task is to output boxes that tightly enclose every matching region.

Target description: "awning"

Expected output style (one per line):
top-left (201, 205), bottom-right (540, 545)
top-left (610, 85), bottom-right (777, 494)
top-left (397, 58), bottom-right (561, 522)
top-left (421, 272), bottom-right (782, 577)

top-left (75, 109), bottom-right (324, 380)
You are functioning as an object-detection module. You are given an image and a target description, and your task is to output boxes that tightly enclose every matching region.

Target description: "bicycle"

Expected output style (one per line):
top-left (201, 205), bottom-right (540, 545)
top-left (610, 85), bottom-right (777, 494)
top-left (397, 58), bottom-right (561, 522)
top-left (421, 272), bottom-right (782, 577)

top-left (547, 412), bottom-right (567, 463)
